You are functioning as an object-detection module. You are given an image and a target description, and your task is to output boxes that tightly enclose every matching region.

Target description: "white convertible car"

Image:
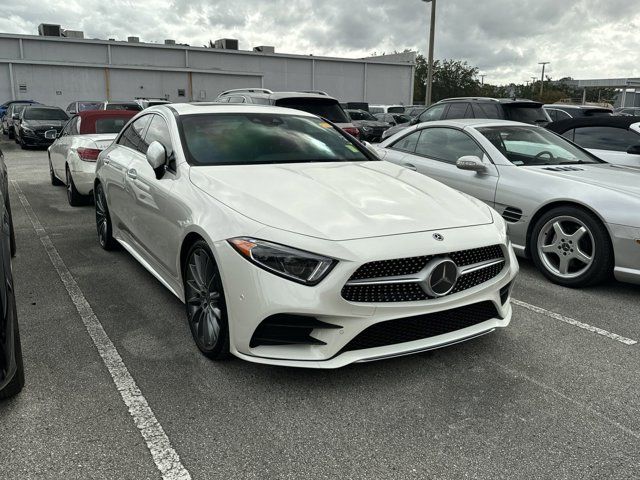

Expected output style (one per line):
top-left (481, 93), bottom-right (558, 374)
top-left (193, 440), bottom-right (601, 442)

top-left (48, 110), bottom-right (137, 205)
top-left (94, 104), bottom-right (518, 368)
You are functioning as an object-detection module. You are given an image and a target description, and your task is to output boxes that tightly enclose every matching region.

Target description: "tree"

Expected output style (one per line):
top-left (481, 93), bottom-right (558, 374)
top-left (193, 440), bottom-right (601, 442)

top-left (413, 55), bottom-right (481, 103)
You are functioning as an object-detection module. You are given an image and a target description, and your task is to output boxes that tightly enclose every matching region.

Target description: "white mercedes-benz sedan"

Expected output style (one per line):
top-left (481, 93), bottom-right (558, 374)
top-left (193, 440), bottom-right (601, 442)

top-left (93, 103), bottom-right (518, 368)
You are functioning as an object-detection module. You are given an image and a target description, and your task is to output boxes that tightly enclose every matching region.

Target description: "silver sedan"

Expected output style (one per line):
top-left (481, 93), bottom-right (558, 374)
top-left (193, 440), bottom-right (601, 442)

top-left (376, 119), bottom-right (640, 287)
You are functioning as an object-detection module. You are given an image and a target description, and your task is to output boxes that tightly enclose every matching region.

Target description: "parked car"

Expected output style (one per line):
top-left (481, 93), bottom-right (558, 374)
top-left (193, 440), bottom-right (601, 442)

top-left (216, 88), bottom-right (360, 138)
top-left (375, 112), bottom-right (412, 126)
top-left (93, 104), bottom-right (517, 368)
top-left (2, 102), bottom-right (39, 139)
top-left (101, 101), bottom-right (142, 112)
top-left (544, 104), bottom-right (613, 122)
top-left (48, 110), bottom-right (138, 206)
top-left (376, 119), bottom-right (640, 287)
top-left (0, 99), bottom-right (38, 118)
top-left (135, 98), bottom-right (172, 109)
top-left (381, 97), bottom-right (551, 140)
top-left (14, 106), bottom-right (69, 149)
top-left (546, 117), bottom-right (640, 167)
top-left (614, 107), bottom-right (640, 117)
top-left (65, 101), bottom-right (103, 115)
top-left (369, 105), bottom-right (406, 114)
top-left (345, 109), bottom-right (390, 142)
top-left (0, 148), bottom-right (23, 400)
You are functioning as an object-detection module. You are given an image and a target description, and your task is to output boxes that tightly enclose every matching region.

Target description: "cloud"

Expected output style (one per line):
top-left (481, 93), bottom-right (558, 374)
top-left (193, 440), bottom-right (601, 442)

top-left (2, 0), bottom-right (639, 85)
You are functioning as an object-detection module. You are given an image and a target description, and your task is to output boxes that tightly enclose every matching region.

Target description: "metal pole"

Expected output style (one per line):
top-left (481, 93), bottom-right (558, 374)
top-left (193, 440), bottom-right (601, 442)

top-left (480, 74), bottom-right (486, 86)
top-left (424, 0), bottom-right (436, 106)
top-left (538, 62), bottom-right (549, 98)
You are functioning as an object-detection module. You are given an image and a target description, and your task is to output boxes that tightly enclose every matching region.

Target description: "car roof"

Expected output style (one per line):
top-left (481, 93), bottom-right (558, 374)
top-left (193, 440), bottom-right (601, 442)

top-left (161, 103), bottom-right (318, 117)
top-left (546, 116), bottom-right (640, 132)
top-left (24, 105), bottom-right (62, 110)
top-left (420, 118), bottom-right (532, 128)
top-left (437, 97), bottom-right (542, 106)
top-left (544, 104), bottom-right (612, 111)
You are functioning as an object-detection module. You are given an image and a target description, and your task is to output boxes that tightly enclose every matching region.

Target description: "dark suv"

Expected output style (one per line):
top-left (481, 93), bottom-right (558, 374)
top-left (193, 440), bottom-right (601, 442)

top-left (381, 97), bottom-right (551, 140)
top-left (14, 106), bottom-right (69, 149)
top-left (215, 89), bottom-right (360, 138)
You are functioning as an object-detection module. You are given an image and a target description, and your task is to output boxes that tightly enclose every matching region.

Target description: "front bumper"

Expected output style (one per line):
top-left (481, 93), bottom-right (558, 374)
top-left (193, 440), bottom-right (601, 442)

top-left (216, 224), bottom-right (519, 368)
top-left (609, 223), bottom-right (640, 285)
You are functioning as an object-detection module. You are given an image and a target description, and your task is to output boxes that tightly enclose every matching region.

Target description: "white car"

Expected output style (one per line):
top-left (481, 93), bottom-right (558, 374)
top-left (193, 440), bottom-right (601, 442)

top-left (94, 104), bottom-right (518, 368)
top-left (48, 110), bottom-right (137, 205)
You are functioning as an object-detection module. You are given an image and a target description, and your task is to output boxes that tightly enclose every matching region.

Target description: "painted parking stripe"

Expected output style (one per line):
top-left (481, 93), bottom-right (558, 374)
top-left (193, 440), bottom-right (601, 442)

top-left (512, 298), bottom-right (637, 346)
top-left (12, 180), bottom-right (191, 480)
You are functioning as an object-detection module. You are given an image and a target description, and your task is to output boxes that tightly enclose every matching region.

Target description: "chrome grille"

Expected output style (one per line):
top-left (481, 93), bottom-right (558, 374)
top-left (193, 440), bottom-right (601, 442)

top-left (342, 245), bottom-right (505, 303)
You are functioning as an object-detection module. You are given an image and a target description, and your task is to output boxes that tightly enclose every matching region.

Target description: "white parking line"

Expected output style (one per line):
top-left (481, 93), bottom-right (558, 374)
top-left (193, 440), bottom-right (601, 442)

top-left (12, 181), bottom-right (191, 480)
top-left (512, 298), bottom-right (637, 346)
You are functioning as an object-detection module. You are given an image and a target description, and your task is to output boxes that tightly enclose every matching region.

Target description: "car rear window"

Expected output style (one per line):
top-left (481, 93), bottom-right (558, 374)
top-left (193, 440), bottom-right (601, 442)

top-left (23, 108), bottom-right (68, 120)
top-left (504, 105), bottom-right (550, 124)
top-left (78, 102), bottom-right (103, 112)
top-left (95, 117), bottom-right (132, 134)
top-left (387, 106), bottom-right (405, 113)
top-left (180, 113), bottom-right (369, 166)
top-left (106, 103), bottom-right (142, 111)
top-left (275, 98), bottom-right (349, 123)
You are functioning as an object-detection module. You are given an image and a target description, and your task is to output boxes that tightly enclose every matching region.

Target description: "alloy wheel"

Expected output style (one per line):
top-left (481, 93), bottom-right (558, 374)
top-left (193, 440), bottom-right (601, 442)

top-left (66, 169), bottom-right (73, 203)
top-left (185, 247), bottom-right (224, 350)
top-left (537, 215), bottom-right (595, 279)
top-left (95, 185), bottom-right (108, 248)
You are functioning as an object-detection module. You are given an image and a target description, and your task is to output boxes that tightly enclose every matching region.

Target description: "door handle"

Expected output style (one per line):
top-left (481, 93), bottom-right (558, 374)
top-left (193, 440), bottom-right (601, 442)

top-left (127, 169), bottom-right (138, 180)
top-left (403, 163), bottom-right (417, 171)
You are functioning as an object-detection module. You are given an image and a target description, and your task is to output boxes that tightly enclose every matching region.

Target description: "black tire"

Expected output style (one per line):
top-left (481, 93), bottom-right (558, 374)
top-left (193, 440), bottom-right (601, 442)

top-left (94, 182), bottom-right (118, 250)
top-left (6, 195), bottom-right (16, 257)
top-left (66, 166), bottom-right (88, 207)
top-left (529, 206), bottom-right (613, 287)
top-left (8, 128), bottom-right (14, 140)
top-left (0, 308), bottom-right (25, 400)
top-left (49, 158), bottom-right (63, 186)
top-left (183, 240), bottom-right (230, 360)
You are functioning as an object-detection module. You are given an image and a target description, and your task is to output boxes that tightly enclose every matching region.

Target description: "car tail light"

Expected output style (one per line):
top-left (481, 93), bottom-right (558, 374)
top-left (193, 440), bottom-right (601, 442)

top-left (343, 126), bottom-right (360, 138)
top-left (76, 147), bottom-right (102, 162)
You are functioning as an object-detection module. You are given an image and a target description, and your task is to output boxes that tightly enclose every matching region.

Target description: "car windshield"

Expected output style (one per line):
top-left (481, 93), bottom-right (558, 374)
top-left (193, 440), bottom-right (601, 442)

top-left (78, 102), bottom-right (103, 112)
top-left (347, 110), bottom-right (377, 121)
top-left (275, 98), bottom-right (349, 123)
top-left (106, 103), bottom-right (142, 111)
top-left (180, 113), bottom-right (371, 166)
top-left (478, 126), bottom-right (603, 166)
top-left (504, 105), bottom-right (549, 124)
top-left (23, 108), bottom-right (68, 120)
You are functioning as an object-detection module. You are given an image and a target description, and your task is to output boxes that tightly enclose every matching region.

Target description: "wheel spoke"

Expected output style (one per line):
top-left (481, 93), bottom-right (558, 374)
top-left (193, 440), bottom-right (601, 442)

top-left (558, 255), bottom-right (570, 275)
top-left (541, 242), bottom-right (559, 254)
top-left (552, 221), bottom-right (567, 238)
top-left (188, 262), bottom-right (204, 290)
top-left (573, 248), bottom-right (592, 265)
top-left (569, 226), bottom-right (587, 242)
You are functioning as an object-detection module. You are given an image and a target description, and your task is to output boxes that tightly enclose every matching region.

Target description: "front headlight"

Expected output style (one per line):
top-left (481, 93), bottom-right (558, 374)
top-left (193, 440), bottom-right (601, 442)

top-left (22, 126), bottom-right (34, 134)
top-left (228, 238), bottom-right (337, 286)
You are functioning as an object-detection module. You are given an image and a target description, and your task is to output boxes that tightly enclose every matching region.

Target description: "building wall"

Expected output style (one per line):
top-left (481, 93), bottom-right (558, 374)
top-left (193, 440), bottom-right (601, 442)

top-left (0, 34), bottom-right (414, 108)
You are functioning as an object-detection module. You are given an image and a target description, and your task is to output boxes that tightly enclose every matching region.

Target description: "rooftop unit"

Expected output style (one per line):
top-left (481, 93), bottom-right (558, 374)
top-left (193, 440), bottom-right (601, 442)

top-left (38, 24), bottom-right (62, 37)
top-left (62, 30), bottom-right (84, 39)
top-left (253, 45), bottom-right (275, 54)
top-left (214, 38), bottom-right (239, 50)
top-left (164, 39), bottom-right (176, 45)
top-left (127, 36), bottom-right (140, 43)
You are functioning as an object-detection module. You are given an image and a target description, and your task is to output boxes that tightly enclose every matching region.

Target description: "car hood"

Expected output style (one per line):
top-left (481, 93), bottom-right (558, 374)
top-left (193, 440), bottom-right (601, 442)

top-left (22, 120), bottom-right (66, 128)
top-left (352, 120), bottom-right (389, 128)
top-left (524, 163), bottom-right (640, 196)
top-left (189, 161), bottom-right (493, 241)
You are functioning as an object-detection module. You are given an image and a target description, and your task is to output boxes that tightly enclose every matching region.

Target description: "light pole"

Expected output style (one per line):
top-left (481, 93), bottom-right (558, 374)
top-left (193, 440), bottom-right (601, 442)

top-left (538, 61), bottom-right (550, 98)
top-left (422, 0), bottom-right (436, 106)
top-left (480, 74), bottom-right (486, 86)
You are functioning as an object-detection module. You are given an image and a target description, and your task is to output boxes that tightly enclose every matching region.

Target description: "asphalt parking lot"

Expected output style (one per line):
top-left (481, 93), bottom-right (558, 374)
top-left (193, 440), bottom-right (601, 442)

top-left (0, 137), bottom-right (638, 480)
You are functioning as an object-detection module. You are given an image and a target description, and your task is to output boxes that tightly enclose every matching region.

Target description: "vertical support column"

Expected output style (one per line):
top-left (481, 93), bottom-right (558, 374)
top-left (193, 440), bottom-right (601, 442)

top-left (187, 72), bottom-right (193, 101)
top-left (621, 87), bottom-right (627, 108)
top-left (185, 49), bottom-right (189, 68)
top-left (107, 44), bottom-right (112, 64)
top-left (104, 68), bottom-right (111, 101)
top-left (582, 88), bottom-right (587, 105)
top-left (18, 39), bottom-right (24, 59)
top-left (363, 63), bottom-right (368, 102)
top-left (8, 63), bottom-right (16, 100)
top-left (410, 64), bottom-right (416, 106)
top-left (311, 59), bottom-right (315, 90)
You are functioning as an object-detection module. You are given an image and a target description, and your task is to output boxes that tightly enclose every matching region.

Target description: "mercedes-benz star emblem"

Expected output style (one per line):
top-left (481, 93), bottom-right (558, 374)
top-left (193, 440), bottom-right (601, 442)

top-left (433, 233), bottom-right (444, 241)
top-left (422, 258), bottom-right (459, 297)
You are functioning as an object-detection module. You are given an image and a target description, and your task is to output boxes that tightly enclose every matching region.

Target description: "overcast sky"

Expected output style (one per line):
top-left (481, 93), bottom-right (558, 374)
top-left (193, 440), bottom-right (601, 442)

top-left (2, 0), bottom-right (638, 85)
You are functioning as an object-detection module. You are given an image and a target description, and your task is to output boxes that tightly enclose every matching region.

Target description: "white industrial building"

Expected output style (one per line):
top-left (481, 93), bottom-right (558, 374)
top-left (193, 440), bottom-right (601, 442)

top-left (0, 26), bottom-right (416, 108)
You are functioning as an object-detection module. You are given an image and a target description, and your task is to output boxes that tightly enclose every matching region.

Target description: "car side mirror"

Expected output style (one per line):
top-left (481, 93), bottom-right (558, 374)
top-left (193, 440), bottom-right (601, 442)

top-left (456, 156), bottom-right (487, 173)
top-left (44, 129), bottom-right (58, 140)
top-left (626, 145), bottom-right (640, 155)
top-left (410, 117), bottom-right (419, 125)
top-left (146, 141), bottom-right (167, 177)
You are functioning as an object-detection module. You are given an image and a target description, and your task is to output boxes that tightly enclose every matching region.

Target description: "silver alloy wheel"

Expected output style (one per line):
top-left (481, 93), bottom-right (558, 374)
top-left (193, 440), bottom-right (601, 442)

top-left (537, 215), bottom-right (595, 279)
top-left (95, 185), bottom-right (108, 247)
top-left (66, 169), bottom-right (72, 202)
top-left (185, 248), bottom-right (223, 350)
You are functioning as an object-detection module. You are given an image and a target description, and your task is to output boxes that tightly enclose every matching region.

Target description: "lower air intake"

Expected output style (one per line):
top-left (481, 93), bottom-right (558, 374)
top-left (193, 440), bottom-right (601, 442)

top-left (250, 314), bottom-right (341, 348)
top-left (340, 301), bottom-right (499, 353)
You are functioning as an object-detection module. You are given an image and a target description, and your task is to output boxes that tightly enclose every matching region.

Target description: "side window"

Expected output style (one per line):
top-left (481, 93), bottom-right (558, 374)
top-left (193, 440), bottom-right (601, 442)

top-left (66, 103), bottom-right (75, 112)
top-left (556, 110), bottom-right (572, 120)
top-left (418, 104), bottom-right (446, 122)
top-left (473, 103), bottom-right (501, 119)
top-left (561, 129), bottom-right (575, 142)
top-left (117, 115), bottom-right (152, 153)
top-left (227, 96), bottom-right (246, 104)
top-left (390, 130), bottom-right (421, 153)
top-left (546, 109), bottom-right (558, 122)
top-left (573, 126), bottom-right (640, 151)
top-left (69, 117), bottom-right (80, 135)
top-left (444, 103), bottom-right (472, 119)
top-left (144, 115), bottom-right (173, 157)
top-left (414, 128), bottom-right (484, 164)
